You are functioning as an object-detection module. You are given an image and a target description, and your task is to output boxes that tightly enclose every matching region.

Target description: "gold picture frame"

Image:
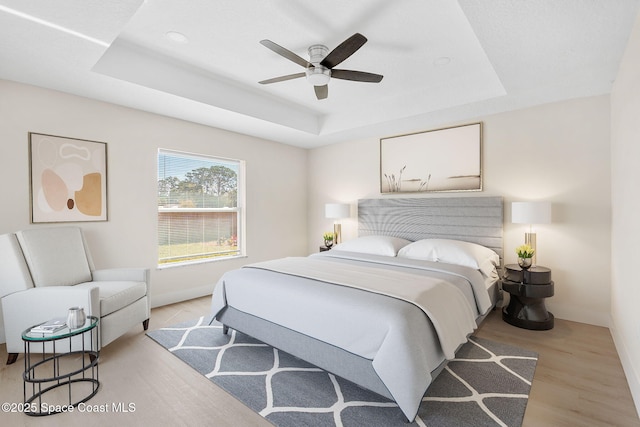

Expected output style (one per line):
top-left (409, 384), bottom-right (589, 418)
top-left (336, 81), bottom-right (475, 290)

top-left (29, 132), bottom-right (108, 223)
top-left (380, 122), bottom-right (482, 193)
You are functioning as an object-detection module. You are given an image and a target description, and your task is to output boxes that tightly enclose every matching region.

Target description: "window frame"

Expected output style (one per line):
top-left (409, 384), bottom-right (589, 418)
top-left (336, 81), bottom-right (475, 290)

top-left (157, 148), bottom-right (246, 268)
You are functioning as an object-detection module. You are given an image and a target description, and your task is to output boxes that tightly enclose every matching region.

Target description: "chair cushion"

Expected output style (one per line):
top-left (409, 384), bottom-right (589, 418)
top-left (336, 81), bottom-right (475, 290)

top-left (76, 281), bottom-right (147, 317)
top-left (16, 227), bottom-right (92, 287)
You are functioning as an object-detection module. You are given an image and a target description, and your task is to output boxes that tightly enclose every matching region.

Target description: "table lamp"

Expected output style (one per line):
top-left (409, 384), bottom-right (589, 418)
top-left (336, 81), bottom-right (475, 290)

top-left (511, 201), bottom-right (551, 266)
top-left (325, 203), bottom-right (350, 244)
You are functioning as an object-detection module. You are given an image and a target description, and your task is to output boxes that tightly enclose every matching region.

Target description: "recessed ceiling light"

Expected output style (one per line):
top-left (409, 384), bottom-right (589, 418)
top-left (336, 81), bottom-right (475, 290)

top-left (165, 31), bottom-right (188, 44)
top-left (434, 56), bottom-right (451, 66)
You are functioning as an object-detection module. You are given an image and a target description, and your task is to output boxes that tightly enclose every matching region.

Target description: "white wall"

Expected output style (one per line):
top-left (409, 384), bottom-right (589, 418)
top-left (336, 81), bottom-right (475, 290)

top-left (611, 9), bottom-right (640, 417)
top-left (308, 95), bottom-right (612, 327)
top-left (0, 79), bottom-right (308, 308)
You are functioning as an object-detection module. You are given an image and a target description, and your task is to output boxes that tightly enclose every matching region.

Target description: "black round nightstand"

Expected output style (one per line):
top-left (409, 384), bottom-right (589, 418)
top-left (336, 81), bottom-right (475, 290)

top-left (502, 264), bottom-right (554, 330)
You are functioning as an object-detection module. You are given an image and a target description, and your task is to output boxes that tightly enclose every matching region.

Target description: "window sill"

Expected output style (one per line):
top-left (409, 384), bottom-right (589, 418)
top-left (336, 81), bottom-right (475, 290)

top-left (157, 254), bottom-right (247, 270)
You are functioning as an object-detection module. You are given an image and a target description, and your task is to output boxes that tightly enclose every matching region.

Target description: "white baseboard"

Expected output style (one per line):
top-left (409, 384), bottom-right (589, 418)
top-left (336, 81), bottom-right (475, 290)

top-left (610, 316), bottom-right (640, 419)
top-left (150, 284), bottom-right (213, 309)
top-left (546, 301), bottom-right (610, 327)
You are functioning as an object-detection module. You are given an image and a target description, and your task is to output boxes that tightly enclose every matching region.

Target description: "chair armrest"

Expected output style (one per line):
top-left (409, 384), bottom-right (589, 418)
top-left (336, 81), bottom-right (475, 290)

top-left (92, 268), bottom-right (150, 283)
top-left (1, 286), bottom-right (100, 352)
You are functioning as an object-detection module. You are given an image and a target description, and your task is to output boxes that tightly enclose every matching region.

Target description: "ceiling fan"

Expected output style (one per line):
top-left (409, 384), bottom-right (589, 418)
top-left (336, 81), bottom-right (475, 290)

top-left (258, 33), bottom-right (383, 100)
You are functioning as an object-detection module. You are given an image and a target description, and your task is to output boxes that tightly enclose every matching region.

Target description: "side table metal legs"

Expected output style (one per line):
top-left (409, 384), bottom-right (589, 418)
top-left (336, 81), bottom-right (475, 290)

top-left (22, 320), bottom-right (100, 416)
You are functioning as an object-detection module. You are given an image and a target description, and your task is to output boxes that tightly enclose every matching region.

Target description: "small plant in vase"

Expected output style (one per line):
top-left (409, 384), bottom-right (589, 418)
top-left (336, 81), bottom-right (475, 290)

top-left (515, 244), bottom-right (535, 269)
top-left (323, 232), bottom-right (335, 248)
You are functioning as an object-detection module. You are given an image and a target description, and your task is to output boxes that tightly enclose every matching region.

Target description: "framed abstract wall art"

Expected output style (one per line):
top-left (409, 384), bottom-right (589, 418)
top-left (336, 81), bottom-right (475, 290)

top-left (380, 122), bottom-right (482, 193)
top-left (29, 133), bottom-right (108, 223)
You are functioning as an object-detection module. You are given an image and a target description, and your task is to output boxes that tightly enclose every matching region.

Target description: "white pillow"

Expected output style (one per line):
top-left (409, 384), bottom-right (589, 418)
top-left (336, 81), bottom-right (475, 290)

top-left (398, 238), bottom-right (500, 276)
top-left (396, 239), bottom-right (438, 262)
top-left (332, 235), bottom-right (411, 257)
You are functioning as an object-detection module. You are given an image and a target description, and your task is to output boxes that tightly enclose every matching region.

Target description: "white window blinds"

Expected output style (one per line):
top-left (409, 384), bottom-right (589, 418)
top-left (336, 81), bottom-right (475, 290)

top-left (157, 149), bottom-right (244, 266)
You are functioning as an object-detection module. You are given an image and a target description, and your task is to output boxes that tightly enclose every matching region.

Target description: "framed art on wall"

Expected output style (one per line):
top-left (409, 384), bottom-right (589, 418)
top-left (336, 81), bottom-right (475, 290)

top-left (380, 122), bottom-right (482, 193)
top-left (29, 132), bottom-right (108, 223)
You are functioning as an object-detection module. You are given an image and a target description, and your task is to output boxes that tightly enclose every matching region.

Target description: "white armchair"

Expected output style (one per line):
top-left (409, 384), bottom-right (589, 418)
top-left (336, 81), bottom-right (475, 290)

top-left (0, 226), bottom-right (150, 364)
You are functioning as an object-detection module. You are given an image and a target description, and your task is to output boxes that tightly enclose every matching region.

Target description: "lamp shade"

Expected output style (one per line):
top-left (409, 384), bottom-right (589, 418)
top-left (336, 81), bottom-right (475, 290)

top-left (511, 201), bottom-right (551, 224)
top-left (325, 203), bottom-right (350, 219)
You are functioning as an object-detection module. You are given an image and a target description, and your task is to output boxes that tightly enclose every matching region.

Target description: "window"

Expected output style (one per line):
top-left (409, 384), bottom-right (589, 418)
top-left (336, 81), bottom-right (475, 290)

top-left (157, 149), bottom-right (244, 266)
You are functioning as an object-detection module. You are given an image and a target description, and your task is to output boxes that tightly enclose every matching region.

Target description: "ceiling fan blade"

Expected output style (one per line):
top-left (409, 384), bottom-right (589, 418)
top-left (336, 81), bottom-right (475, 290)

top-left (260, 40), bottom-right (311, 68)
top-left (314, 85), bottom-right (328, 100)
top-left (331, 69), bottom-right (383, 83)
top-left (259, 72), bottom-right (306, 84)
top-left (320, 33), bottom-right (367, 69)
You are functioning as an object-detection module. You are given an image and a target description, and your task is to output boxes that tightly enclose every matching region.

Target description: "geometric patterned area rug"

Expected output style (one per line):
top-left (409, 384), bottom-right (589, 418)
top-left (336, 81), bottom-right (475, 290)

top-left (147, 316), bottom-right (538, 427)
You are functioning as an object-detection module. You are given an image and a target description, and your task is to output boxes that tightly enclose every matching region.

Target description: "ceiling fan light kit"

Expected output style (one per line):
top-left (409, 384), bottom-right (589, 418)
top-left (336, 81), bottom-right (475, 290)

top-left (259, 33), bottom-right (383, 100)
top-left (305, 66), bottom-right (331, 86)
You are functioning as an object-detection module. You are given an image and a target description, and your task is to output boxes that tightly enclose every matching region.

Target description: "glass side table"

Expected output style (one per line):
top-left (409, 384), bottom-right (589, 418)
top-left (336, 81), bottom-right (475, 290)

top-left (21, 316), bottom-right (100, 416)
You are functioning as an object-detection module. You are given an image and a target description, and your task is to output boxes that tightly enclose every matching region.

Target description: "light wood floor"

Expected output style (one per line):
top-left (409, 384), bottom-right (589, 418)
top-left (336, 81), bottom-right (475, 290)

top-left (1, 296), bottom-right (638, 427)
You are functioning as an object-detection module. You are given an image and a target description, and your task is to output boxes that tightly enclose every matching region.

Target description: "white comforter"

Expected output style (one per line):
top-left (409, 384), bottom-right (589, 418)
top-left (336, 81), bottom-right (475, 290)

top-left (210, 252), bottom-right (491, 420)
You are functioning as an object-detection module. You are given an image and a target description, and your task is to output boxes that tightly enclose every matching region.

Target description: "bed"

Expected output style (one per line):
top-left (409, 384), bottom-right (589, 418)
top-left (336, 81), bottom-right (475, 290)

top-left (210, 196), bottom-right (503, 421)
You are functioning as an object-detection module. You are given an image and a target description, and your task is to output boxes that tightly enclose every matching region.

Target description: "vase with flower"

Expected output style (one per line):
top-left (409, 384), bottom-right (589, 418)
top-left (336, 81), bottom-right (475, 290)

top-left (515, 244), bottom-right (534, 269)
top-left (323, 232), bottom-right (335, 248)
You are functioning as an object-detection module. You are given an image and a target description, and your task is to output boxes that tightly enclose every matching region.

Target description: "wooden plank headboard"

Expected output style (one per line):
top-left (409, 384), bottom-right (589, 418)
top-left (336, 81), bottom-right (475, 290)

top-left (358, 196), bottom-right (504, 259)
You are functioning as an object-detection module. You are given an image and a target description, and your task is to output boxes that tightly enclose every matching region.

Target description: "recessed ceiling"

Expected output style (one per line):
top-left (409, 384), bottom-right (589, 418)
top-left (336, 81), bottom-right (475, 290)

top-left (0, 0), bottom-right (638, 148)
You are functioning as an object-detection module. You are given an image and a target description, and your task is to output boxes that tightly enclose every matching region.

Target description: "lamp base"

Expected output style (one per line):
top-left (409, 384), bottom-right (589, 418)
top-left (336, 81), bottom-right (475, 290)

top-left (334, 223), bottom-right (342, 244)
top-left (525, 232), bottom-right (537, 266)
